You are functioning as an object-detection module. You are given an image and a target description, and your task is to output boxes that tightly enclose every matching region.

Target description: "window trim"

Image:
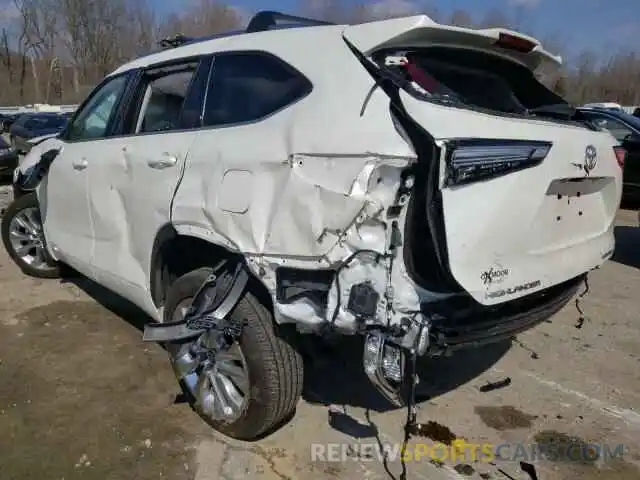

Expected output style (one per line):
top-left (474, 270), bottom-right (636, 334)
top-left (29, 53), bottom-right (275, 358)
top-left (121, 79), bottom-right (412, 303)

top-left (200, 49), bottom-right (313, 130)
top-left (116, 55), bottom-right (213, 139)
top-left (60, 71), bottom-right (136, 144)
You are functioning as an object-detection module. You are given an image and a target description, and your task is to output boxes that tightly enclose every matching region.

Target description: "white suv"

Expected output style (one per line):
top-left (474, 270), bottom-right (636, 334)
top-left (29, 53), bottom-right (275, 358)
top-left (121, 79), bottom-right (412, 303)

top-left (1, 11), bottom-right (624, 440)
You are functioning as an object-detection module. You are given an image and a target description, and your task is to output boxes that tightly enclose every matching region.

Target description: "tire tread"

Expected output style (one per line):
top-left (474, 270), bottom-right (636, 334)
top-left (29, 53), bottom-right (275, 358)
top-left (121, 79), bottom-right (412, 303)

top-left (164, 267), bottom-right (303, 440)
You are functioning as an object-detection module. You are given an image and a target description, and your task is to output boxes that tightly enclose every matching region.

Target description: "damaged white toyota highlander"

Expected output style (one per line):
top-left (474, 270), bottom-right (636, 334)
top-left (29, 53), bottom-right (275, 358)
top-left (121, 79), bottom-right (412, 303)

top-left (2, 11), bottom-right (625, 440)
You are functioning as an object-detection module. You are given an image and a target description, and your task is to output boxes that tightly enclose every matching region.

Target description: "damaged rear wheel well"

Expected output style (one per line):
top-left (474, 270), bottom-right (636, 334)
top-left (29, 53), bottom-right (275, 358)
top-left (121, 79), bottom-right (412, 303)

top-left (150, 228), bottom-right (271, 311)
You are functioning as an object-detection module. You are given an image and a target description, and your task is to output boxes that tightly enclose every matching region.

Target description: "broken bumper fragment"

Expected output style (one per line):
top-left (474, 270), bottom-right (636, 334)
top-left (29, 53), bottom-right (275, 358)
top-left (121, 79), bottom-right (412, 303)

top-left (143, 261), bottom-right (249, 343)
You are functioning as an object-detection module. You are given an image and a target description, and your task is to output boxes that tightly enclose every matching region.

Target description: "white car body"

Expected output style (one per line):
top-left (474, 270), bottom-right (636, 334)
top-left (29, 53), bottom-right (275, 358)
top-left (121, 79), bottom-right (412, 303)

top-left (8, 12), bottom-right (622, 434)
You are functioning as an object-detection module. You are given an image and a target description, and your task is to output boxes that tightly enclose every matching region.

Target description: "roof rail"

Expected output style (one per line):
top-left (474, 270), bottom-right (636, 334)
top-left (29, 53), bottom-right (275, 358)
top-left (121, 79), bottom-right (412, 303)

top-left (156, 11), bottom-right (333, 50)
top-left (158, 34), bottom-right (193, 49)
top-left (246, 10), bottom-right (334, 33)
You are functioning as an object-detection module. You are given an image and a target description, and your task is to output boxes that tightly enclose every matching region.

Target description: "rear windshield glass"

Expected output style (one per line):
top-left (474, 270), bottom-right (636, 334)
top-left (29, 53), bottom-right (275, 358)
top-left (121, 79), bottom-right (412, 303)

top-left (395, 48), bottom-right (565, 115)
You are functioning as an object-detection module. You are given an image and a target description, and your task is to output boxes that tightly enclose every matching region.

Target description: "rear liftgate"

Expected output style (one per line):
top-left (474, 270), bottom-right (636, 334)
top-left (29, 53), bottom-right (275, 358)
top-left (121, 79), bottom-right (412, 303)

top-left (341, 15), bottom-right (622, 437)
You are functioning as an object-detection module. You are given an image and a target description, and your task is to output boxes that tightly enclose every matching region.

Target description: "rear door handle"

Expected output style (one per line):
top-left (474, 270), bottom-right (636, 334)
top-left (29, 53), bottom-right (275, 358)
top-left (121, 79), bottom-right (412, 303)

top-left (147, 155), bottom-right (178, 170)
top-left (72, 158), bottom-right (88, 170)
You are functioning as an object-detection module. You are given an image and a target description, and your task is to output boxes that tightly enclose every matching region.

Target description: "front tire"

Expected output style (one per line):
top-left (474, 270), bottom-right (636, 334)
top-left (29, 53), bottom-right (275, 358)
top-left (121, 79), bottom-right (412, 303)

top-left (164, 267), bottom-right (304, 440)
top-left (1, 192), bottom-right (61, 278)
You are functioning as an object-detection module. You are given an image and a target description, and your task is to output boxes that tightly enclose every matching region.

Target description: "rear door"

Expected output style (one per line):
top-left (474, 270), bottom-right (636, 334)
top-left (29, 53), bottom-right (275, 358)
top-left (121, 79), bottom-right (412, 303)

top-left (86, 57), bottom-right (211, 317)
top-left (343, 17), bottom-right (623, 305)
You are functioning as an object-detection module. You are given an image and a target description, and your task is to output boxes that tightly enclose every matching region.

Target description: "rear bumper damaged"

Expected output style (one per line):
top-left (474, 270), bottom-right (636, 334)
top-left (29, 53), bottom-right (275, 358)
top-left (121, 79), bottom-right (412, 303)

top-left (234, 150), bottom-right (580, 357)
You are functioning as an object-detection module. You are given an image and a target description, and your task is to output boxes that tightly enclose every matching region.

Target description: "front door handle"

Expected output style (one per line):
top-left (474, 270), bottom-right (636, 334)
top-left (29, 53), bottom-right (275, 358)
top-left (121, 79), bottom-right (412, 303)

top-left (72, 158), bottom-right (88, 170)
top-left (147, 155), bottom-right (178, 170)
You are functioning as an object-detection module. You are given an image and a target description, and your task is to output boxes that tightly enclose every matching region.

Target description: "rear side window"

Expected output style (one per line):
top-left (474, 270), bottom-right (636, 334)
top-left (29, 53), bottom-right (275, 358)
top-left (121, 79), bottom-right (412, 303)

top-left (203, 52), bottom-right (311, 127)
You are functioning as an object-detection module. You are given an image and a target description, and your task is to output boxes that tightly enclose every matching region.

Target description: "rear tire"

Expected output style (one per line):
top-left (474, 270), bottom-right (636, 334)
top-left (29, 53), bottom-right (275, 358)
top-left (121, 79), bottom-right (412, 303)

top-left (164, 267), bottom-right (304, 440)
top-left (1, 192), bottom-right (61, 279)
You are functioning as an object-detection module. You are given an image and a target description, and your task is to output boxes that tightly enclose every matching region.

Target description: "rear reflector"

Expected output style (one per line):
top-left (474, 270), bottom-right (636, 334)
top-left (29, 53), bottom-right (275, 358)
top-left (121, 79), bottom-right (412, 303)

top-left (613, 146), bottom-right (626, 168)
top-left (495, 32), bottom-right (536, 53)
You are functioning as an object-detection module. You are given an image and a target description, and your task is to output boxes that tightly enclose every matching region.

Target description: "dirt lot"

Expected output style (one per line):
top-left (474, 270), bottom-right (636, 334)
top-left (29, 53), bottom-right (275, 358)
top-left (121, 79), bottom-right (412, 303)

top-left (1, 210), bottom-right (639, 480)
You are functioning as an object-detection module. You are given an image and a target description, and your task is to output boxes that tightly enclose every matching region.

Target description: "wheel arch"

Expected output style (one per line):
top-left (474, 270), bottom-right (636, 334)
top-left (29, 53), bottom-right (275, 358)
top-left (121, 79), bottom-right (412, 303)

top-left (149, 224), bottom-right (272, 311)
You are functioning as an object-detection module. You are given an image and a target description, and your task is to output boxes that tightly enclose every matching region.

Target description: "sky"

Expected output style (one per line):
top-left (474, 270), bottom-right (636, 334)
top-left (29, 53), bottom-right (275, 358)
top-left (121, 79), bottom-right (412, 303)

top-left (0, 0), bottom-right (636, 61)
top-left (155, 0), bottom-right (639, 59)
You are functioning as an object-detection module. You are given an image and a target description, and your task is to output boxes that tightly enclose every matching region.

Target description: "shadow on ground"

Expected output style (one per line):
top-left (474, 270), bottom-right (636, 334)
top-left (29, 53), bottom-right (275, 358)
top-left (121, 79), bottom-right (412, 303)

top-left (63, 272), bottom-right (511, 437)
top-left (61, 273), bottom-right (154, 331)
top-left (0, 294), bottom-right (205, 480)
top-left (612, 225), bottom-right (640, 269)
top-left (302, 335), bottom-right (511, 413)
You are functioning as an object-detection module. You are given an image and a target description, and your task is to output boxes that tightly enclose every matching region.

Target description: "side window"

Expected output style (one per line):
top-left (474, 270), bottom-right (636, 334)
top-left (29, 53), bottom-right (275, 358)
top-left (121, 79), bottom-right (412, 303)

top-left (66, 75), bottom-right (129, 141)
top-left (203, 52), bottom-right (311, 127)
top-left (590, 115), bottom-right (633, 142)
top-left (133, 64), bottom-right (197, 134)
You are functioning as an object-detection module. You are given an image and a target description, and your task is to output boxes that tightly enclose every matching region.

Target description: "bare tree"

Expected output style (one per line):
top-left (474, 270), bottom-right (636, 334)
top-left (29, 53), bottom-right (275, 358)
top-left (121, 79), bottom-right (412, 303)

top-left (157, 0), bottom-right (244, 38)
top-left (13, 0), bottom-right (60, 102)
top-left (0, 0), bottom-right (638, 106)
top-left (477, 8), bottom-right (511, 28)
top-left (449, 9), bottom-right (474, 28)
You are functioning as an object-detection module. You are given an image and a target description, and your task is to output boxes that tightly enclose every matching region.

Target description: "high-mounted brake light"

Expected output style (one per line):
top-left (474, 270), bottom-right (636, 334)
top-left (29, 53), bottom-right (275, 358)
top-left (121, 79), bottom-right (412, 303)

top-left (444, 139), bottom-right (552, 186)
top-left (495, 32), bottom-right (536, 53)
top-left (613, 146), bottom-right (626, 168)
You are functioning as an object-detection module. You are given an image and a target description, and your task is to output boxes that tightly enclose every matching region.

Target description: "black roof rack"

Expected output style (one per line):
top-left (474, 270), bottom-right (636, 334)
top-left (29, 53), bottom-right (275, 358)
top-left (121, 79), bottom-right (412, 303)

top-left (157, 11), bottom-right (333, 50)
top-left (246, 10), bottom-right (334, 33)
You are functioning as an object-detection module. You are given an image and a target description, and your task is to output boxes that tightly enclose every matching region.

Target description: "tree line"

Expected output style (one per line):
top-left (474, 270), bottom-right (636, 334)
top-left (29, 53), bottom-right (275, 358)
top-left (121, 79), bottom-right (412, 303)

top-left (0, 0), bottom-right (638, 106)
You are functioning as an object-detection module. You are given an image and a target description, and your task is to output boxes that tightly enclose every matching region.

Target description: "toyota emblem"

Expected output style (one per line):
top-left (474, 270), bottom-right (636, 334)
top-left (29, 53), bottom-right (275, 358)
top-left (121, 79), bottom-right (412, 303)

top-left (584, 145), bottom-right (597, 172)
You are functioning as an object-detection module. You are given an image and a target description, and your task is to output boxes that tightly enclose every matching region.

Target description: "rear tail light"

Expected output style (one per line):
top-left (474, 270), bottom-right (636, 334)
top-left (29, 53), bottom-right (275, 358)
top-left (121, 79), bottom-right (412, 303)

top-left (613, 146), bottom-right (625, 168)
top-left (444, 139), bottom-right (552, 186)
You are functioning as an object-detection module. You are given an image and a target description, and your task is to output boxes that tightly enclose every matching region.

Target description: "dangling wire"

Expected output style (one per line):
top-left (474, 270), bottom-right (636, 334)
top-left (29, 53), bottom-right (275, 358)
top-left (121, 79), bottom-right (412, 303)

top-left (574, 274), bottom-right (591, 329)
top-left (399, 349), bottom-right (418, 480)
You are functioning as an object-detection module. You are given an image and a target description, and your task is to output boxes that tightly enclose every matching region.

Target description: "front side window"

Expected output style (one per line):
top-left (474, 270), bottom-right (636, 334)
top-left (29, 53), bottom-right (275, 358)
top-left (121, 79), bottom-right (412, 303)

top-left (66, 75), bottom-right (129, 141)
top-left (203, 52), bottom-right (311, 127)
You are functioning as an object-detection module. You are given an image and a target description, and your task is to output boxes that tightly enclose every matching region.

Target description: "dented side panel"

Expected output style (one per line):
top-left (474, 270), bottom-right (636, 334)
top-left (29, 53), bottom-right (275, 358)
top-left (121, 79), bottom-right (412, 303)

top-left (169, 37), bottom-right (439, 336)
top-left (87, 132), bottom-right (199, 319)
top-left (171, 33), bottom-right (418, 259)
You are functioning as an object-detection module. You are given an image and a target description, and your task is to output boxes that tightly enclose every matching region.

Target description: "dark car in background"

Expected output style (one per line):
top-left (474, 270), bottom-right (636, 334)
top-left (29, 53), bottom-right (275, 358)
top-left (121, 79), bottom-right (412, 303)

top-left (0, 113), bottom-right (18, 133)
top-left (579, 107), bottom-right (640, 203)
top-left (9, 113), bottom-right (68, 154)
top-left (0, 135), bottom-right (18, 180)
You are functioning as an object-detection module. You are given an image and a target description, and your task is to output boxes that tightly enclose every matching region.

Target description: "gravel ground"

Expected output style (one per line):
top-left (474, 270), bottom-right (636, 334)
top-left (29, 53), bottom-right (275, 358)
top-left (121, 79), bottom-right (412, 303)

top-left (0, 209), bottom-right (639, 480)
